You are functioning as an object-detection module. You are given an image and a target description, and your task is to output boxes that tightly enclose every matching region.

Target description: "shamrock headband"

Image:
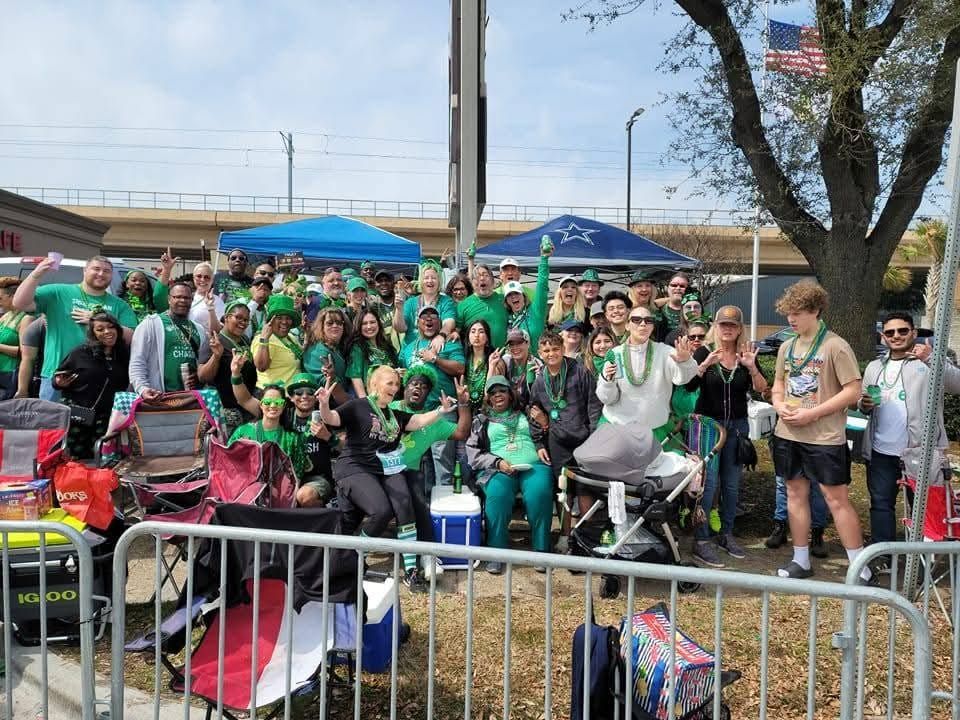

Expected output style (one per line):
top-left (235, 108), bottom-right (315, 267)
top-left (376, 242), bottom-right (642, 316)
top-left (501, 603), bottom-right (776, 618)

top-left (418, 259), bottom-right (443, 277)
top-left (681, 292), bottom-right (702, 306)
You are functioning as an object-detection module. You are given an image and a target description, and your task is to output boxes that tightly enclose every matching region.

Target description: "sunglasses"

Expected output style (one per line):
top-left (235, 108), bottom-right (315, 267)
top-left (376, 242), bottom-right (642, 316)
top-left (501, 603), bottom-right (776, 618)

top-left (290, 389), bottom-right (314, 397)
top-left (688, 334), bottom-right (706, 340)
top-left (325, 319), bottom-right (344, 326)
top-left (229, 255), bottom-right (247, 261)
top-left (883, 327), bottom-right (912, 338)
top-left (260, 397), bottom-right (286, 408)
top-left (629, 316), bottom-right (656, 325)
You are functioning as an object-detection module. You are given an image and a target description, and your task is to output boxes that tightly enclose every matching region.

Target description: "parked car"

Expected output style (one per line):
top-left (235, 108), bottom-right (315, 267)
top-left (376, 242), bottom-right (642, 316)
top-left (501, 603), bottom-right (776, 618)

top-left (757, 325), bottom-right (889, 359)
top-left (0, 256), bottom-right (160, 295)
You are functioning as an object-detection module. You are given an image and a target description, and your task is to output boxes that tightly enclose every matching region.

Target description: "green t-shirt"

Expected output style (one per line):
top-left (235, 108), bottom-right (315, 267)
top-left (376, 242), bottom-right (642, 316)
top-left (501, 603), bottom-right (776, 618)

top-left (456, 293), bottom-right (508, 348)
top-left (488, 412), bottom-right (540, 466)
top-left (346, 342), bottom-right (395, 383)
top-left (398, 337), bottom-right (465, 407)
top-left (124, 283), bottom-right (169, 324)
top-left (389, 401), bottom-right (456, 469)
top-left (213, 273), bottom-right (252, 304)
top-left (35, 284), bottom-right (138, 378)
top-left (0, 312), bottom-right (27, 373)
top-left (160, 313), bottom-right (201, 392)
top-left (303, 342), bottom-right (346, 386)
top-left (228, 421), bottom-right (310, 479)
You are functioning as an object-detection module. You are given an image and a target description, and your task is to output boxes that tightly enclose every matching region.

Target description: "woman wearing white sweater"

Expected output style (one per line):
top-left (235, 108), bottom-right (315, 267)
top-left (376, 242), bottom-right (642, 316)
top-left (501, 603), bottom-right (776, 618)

top-left (596, 304), bottom-right (697, 441)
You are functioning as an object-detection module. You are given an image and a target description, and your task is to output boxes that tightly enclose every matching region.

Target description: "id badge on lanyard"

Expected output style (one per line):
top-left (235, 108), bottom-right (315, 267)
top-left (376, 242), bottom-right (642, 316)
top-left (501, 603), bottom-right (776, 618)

top-left (376, 447), bottom-right (407, 475)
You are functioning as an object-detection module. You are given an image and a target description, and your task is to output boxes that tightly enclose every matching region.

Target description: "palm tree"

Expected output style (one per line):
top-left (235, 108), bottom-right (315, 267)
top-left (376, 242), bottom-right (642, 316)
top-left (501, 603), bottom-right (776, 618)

top-left (912, 220), bottom-right (948, 329)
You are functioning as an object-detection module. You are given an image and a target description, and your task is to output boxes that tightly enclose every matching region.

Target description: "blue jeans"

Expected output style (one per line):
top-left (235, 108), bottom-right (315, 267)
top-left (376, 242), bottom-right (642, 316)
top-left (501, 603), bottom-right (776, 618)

top-left (38, 376), bottom-right (62, 402)
top-left (696, 417), bottom-right (748, 540)
top-left (866, 451), bottom-right (906, 543)
top-left (773, 474), bottom-right (828, 528)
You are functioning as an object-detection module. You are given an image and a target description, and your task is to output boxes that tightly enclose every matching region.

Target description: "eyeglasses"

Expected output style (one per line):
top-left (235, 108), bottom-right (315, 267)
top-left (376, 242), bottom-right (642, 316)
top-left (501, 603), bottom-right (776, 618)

top-left (687, 334), bottom-right (706, 340)
top-left (629, 316), bottom-right (656, 325)
top-left (260, 397), bottom-right (286, 408)
top-left (883, 327), bottom-right (912, 338)
top-left (290, 389), bottom-right (314, 397)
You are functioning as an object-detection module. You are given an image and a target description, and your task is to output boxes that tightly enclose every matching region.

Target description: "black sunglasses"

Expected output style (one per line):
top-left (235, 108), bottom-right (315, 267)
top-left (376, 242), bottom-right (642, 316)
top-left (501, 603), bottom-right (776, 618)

top-left (629, 316), bottom-right (656, 325)
top-left (687, 333), bottom-right (706, 340)
top-left (290, 389), bottom-right (314, 397)
top-left (883, 327), bottom-right (912, 338)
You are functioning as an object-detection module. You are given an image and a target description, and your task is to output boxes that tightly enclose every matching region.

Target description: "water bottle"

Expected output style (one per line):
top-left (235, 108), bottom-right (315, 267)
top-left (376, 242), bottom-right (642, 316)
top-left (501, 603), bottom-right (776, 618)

top-left (452, 461), bottom-right (463, 494)
top-left (540, 234), bottom-right (554, 254)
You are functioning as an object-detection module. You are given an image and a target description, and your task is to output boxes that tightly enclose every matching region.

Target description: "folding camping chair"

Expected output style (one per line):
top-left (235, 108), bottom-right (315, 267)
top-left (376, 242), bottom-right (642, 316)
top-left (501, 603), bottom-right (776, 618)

top-left (0, 398), bottom-right (71, 484)
top-left (125, 504), bottom-right (361, 720)
top-left (94, 391), bottom-right (220, 519)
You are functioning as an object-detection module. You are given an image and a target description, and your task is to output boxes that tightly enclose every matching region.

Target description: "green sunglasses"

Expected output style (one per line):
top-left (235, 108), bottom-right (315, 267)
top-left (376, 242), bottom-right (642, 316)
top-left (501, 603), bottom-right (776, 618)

top-left (260, 397), bottom-right (286, 408)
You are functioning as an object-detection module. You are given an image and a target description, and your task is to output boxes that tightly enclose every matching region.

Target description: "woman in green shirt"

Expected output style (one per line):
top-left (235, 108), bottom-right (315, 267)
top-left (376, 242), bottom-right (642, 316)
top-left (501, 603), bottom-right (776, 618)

top-left (228, 383), bottom-right (322, 482)
top-left (0, 277), bottom-right (32, 400)
top-left (465, 375), bottom-right (554, 573)
top-left (118, 270), bottom-right (169, 324)
top-left (303, 307), bottom-right (350, 401)
top-left (346, 310), bottom-right (397, 398)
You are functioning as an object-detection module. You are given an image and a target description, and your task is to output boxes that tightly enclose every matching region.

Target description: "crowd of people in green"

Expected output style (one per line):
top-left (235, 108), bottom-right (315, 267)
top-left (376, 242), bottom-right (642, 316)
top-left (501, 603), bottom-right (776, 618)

top-left (0, 241), bottom-right (954, 588)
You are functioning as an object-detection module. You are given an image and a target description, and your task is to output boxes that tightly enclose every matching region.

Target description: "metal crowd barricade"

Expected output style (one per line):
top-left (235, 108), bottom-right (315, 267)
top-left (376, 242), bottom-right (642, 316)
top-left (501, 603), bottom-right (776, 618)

top-left (846, 541), bottom-right (960, 720)
top-left (0, 520), bottom-right (98, 720)
top-left (110, 521), bottom-right (932, 720)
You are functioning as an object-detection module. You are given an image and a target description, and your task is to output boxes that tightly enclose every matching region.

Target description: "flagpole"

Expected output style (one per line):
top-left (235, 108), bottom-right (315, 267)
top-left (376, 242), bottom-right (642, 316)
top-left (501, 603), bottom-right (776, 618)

top-left (750, 0), bottom-right (770, 343)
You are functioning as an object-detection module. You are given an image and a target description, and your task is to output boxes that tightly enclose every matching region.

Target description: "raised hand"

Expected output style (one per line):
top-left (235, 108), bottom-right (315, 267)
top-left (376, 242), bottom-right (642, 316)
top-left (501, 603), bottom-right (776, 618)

top-left (209, 332), bottom-right (223, 357)
top-left (160, 246), bottom-right (180, 272)
top-left (230, 349), bottom-right (248, 376)
top-left (738, 343), bottom-right (758, 368)
top-left (671, 336), bottom-right (692, 363)
top-left (453, 375), bottom-right (470, 405)
top-left (488, 347), bottom-right (503, 369)
top-left (602, 360), bottom-right (618, 381)
top-left (438, 391), bottom-right (457, 413)
top-left (29, 257), bottom-right (57, 279)
top-left (315, 377), bottom-right (338, 406)
top-left (204, 290), bottom-right (216, 310)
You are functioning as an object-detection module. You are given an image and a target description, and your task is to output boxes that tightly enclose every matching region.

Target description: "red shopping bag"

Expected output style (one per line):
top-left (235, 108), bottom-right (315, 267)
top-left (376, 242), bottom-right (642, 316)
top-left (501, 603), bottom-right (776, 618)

top-left (52, 462), bottom-right (118, 530)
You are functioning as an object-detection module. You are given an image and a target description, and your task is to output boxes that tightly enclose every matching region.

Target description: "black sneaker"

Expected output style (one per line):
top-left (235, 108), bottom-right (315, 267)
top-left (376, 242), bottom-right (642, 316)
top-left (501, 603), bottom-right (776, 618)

top-left (810, 527), bottom-right (828, 559)
top-left (718, 533), bottom-right (746, 559)
top-left (693, 541), bottom-right (725, 568)
top-left (402, 569), bottom-right (428, 593)
top-left (765, 521), bottom-right (788, 549)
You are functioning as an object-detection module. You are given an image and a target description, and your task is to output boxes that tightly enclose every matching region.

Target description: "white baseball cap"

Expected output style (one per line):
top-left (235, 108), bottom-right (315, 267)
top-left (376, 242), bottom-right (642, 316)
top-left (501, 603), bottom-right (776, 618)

top-left (503, 280), bottom-right (524, 296)
top-left (306, 283), bottom-right (323, 295)
top-left (499, 257), bottom-right (520, 270)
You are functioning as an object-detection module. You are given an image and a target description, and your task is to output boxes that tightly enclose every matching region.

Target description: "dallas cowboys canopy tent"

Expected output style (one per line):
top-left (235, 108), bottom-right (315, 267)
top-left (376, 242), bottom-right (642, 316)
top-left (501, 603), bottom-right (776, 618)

top-left (474, 214), bottom-right (697, 272)
top-left (217, 215), bottom-right (421, 268)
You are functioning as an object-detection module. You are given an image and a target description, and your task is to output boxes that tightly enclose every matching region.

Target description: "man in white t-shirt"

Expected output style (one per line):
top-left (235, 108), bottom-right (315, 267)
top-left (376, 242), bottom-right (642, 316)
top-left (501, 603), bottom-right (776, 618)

top-left (859, 312), bottom-right (960, 552)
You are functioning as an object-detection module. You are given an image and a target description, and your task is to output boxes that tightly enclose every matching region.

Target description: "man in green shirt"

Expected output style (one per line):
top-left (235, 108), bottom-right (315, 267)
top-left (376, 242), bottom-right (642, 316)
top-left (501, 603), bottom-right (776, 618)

top-left (213, 249), bottom-right (253, 303)
top-left (456, 263), bottom-right (508, 348)
top-left (13, 255), bottom-right (138, 401)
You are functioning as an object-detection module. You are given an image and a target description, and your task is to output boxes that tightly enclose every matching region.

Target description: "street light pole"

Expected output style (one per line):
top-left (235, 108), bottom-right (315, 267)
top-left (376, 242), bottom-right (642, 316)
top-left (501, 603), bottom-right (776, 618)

top-left (625, 107), bottom-right (644, 231)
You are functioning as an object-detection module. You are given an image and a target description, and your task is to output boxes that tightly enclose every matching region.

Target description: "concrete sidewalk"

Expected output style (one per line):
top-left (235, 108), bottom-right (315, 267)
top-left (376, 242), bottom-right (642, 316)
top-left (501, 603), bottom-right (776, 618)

top-left (0, 636), bottom-right (207, 719)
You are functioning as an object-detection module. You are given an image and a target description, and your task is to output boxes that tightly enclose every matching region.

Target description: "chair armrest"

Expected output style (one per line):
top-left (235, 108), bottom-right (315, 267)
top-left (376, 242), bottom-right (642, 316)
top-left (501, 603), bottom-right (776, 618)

top-left (93, 431), bottom-right (122, 469)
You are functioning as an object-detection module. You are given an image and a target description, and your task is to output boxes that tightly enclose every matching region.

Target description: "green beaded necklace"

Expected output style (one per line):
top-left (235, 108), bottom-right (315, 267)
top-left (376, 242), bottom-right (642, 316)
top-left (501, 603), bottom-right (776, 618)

top-left (367, 396), bottom-right (400, 441)
top-left (544, 359), bottom-right (569, 419)
top-left (786, 320), bottom-right (828, 376)
top-left (622, 342), bottom-right (655, 386)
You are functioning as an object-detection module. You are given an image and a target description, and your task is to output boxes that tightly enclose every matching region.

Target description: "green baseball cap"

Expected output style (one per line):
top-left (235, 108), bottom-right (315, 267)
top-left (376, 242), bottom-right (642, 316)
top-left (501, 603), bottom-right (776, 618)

top-left (347, 277), bottom-right (369, 293)
top-left (485, 375), bottom-right (511, 393)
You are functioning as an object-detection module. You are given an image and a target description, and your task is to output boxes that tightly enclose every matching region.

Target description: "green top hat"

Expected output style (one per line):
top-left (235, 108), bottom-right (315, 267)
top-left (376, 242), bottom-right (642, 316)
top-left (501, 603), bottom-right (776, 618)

top-left (579, 268), bottom-right (604, 286)
top-left (265, 294), bottom-right (301, 327)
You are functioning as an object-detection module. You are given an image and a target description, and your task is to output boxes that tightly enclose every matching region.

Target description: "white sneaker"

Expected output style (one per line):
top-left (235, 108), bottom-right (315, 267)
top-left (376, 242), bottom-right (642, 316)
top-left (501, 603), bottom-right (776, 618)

top-left (422, 556), bottom-right (444, 579)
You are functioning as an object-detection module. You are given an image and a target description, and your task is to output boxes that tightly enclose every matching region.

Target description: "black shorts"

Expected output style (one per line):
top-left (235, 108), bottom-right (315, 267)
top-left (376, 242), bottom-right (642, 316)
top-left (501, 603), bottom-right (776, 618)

top-left (771, 436), bottom-right (851, 487)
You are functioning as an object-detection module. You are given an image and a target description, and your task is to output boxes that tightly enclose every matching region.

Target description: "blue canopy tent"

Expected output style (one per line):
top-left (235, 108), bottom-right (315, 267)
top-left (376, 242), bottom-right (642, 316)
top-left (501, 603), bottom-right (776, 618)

top-left (217, 215), bottom-right (421, 269)
top-left (474, 214), bottom-right (698, 272)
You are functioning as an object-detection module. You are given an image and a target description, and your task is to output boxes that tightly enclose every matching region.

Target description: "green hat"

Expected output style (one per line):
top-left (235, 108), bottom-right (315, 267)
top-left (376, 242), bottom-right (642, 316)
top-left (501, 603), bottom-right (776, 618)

top-left (222, 299), bottom-right (249, 318)
top-left (629, 270), bottom-right (656, 286)
top-left (346, 277), bottom-right (369, 293)
top-left (484, 375), bottom-right (511, 393)
top-left (404, 363), bottom-right (439, 389)
top-left (286, 373), bottom-right (318, 395)
top-left (579, 268), bottom-right (604, 286)
top-left (265, 294), bottom-right (301, 327)
top-left (341, 267), bottom-right (358, 279)
top-left (360, 260), bottom-right (375, 270)
top-left (682, 291), bottom-right (703, 306)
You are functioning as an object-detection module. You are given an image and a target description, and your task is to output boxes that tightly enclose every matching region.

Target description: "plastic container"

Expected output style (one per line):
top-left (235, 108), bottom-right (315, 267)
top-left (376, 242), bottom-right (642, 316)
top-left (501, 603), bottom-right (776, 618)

top-left (430, 485), bottom-right (481, 569)
top-left (361, 578), bottom-right (402, 672)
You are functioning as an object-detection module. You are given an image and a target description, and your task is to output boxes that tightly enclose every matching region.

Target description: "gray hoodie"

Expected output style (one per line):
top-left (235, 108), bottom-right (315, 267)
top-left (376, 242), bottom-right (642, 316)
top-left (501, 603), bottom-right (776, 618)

top-left (129, 312), bottom-right (211, 395)
top-left (860, 354), bottom-right (960, 479)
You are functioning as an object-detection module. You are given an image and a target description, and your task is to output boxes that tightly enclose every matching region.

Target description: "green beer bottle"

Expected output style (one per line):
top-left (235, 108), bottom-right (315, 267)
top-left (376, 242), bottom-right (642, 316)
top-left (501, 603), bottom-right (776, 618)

top-left (453, 461), bottom-right (463, 494)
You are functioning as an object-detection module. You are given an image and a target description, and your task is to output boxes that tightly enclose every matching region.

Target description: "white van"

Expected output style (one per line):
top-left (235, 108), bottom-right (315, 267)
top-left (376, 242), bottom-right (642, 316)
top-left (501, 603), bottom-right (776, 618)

top-left (0, 256), bottom-right (161, 295)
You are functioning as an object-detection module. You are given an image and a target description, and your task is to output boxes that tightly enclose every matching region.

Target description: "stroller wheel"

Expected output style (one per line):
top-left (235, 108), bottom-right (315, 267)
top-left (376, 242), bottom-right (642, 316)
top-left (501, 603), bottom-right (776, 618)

top-left (599, 575), bottom-right (621, 599)
top-left (678, 562), bottom-right (701, 594)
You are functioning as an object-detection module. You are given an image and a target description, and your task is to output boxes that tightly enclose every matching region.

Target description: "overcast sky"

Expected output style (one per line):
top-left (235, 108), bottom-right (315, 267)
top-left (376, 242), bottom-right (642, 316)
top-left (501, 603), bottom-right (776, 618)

top-left (0, 1), bottom-right (949, 220)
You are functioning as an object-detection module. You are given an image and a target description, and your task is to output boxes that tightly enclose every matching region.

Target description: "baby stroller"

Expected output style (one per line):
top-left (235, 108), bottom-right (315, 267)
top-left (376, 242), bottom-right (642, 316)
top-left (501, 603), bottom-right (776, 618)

top-left (564, 417), bottom-right (725, 598)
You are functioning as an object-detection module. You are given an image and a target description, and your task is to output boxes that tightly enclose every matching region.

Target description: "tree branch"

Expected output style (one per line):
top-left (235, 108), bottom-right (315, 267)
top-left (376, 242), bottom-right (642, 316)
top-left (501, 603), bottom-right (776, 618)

top-left (869, 23), bottom-right (960, 253)
top-left (673, 0), bottom-right (829, 258)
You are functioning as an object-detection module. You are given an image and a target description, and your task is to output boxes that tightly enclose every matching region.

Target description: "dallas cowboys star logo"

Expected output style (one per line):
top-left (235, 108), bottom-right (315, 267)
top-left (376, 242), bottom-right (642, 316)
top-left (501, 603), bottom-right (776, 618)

top-left (554, 222), bottom-right (599, 246)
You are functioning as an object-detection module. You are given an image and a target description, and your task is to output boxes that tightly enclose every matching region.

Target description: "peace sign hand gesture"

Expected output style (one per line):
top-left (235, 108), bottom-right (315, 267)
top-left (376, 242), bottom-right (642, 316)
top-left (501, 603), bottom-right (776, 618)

top-left (230, 349), bottom-right (248, 377)
top-left (315, 377), bottom-right (338, 406)
top-left (453, 375), bottom-right (470, 406)
top-left (438, 391), bottom-right (457, 413)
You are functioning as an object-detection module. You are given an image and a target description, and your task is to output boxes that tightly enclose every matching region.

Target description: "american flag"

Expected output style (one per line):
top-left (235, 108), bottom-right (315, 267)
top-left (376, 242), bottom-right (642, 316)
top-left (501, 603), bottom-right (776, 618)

top-left (765, 20), bottom-right (828, 76)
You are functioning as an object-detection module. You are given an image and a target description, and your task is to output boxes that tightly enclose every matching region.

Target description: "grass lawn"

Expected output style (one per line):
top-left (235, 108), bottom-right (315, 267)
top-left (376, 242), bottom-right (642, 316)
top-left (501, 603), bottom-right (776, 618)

top-left (65, 441), bottom-right (956, 719)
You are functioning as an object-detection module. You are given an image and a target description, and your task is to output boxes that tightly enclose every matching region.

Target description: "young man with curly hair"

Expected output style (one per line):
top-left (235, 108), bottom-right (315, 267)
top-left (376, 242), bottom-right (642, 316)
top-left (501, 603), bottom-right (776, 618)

top-left (769, 281), bottom-right (870, 582)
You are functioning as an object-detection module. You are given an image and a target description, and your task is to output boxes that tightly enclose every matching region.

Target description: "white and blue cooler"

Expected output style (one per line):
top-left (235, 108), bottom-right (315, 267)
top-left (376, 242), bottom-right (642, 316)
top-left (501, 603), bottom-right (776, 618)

top-left (430, 485), bottom-right (482, 569)
top-left (361, 578), bottom-right (403, 673)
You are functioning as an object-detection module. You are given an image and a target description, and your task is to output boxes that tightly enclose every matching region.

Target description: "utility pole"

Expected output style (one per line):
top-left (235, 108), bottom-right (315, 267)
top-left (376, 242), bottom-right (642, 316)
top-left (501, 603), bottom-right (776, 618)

top-left (280, 131), bottom-right (294, 212)
top-left (625, 107), bottom-right (644, 231)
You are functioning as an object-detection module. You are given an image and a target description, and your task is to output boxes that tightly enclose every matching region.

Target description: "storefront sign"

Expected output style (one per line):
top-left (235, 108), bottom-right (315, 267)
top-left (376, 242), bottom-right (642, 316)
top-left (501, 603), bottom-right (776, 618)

top-left (0, 229), bottom-right (23, 255)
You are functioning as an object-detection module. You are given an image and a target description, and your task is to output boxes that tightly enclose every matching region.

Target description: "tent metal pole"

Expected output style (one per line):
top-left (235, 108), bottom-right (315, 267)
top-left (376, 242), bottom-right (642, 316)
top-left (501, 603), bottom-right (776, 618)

top-left (457, 0), bottom-right (480, 268)
top-left (903, 58), bottom-right (960, 599)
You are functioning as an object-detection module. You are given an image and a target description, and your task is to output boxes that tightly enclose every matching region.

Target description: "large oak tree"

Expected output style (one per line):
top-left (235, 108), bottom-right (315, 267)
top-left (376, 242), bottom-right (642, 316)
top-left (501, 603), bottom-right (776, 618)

top-left (571, 0), bottom-right (960, 356)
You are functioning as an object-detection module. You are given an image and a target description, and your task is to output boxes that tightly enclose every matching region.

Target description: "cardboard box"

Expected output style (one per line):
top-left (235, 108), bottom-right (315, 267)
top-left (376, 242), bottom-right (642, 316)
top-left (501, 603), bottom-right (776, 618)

top-left (0, 480), bottom-right (53, 521)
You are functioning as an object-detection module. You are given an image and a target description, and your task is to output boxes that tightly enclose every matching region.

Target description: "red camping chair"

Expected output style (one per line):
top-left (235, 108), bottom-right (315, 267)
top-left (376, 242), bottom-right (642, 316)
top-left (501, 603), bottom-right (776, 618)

top-left (0, 399), bottom-right (71, 484)
top-left (140, 440), bottom-right (298, 596)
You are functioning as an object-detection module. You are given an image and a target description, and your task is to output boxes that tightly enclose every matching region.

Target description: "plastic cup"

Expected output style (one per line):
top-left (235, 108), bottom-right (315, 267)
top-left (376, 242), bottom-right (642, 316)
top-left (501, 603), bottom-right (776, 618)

top-left (867, 384), bottom-right (882, 405)
top-left (47, 251), bottom-right (63, 270)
